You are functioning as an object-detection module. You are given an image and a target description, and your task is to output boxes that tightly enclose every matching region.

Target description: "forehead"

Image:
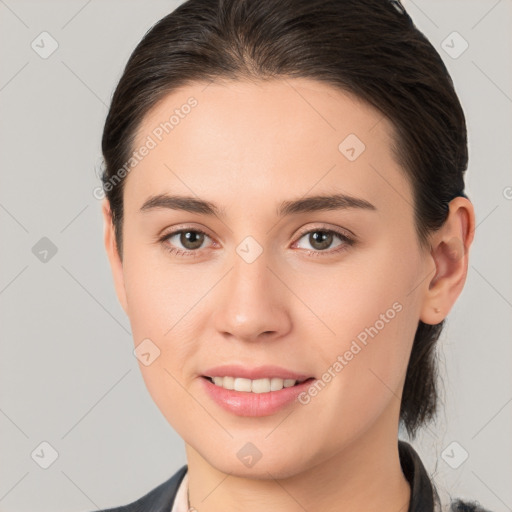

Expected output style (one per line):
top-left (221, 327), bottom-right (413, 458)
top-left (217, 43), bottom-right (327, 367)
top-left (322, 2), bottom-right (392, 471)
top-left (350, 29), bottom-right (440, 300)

top-left (126, 78), bottom-right (413, 218)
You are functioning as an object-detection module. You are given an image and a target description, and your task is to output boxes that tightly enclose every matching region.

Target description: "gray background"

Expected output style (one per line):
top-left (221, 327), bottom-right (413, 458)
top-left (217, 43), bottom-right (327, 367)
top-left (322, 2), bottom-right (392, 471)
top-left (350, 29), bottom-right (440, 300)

top-left (0, 0), bottom-right (510, 511)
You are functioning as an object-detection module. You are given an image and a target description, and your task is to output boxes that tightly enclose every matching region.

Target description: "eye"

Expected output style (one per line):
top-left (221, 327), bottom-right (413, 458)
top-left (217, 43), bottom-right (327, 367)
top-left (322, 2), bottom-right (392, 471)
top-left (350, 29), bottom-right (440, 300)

top-left (293, 227), bottom-right (355, 256)
top-left (159, 228), bottom-right (213, 257)
top-left (158, 225), bottom-right (355, 258)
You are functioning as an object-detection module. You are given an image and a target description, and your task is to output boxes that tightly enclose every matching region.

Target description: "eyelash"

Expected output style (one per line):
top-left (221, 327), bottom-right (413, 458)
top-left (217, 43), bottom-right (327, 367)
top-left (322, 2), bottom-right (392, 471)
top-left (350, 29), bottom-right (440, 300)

top-left (158, 226), bottom-right (355, 258)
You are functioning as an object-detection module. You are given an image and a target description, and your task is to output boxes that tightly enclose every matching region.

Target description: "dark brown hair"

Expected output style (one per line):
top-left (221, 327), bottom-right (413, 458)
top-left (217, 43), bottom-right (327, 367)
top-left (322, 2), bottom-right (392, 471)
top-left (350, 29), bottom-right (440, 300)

top-left (101, 0), bottom-right (468, 438)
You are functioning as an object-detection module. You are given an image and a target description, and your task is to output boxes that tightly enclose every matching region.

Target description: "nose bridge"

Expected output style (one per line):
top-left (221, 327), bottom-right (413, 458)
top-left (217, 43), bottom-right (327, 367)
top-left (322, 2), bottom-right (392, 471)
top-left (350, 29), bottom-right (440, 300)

top-left (229, 228), bottom-right (273, 292)
top-left (212, 234), bottom-right (291, 341)
top-left (232, 239), bottom-right (271, 298)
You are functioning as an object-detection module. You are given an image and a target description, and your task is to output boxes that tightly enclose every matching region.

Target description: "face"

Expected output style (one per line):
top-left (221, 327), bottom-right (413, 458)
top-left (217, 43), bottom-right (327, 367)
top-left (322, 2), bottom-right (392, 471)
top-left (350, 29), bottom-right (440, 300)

top-left (104, 78), bottom-right (440, 478)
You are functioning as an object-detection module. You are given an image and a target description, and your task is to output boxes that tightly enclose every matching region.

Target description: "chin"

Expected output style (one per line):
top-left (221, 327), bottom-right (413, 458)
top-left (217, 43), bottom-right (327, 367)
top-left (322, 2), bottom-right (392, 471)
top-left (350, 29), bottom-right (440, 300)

top-left (198, 443), bottom-right (314, 481)
top-left (215, 460), bottom-right (303, 480)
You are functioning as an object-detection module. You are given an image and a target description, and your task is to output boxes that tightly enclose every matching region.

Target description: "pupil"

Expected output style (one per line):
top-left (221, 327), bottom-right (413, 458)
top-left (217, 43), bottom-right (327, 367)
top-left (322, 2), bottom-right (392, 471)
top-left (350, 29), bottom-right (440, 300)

top-left (310, 231), bottom-right (332, 250)
top-left (181, 231), bottom-right (204, 249)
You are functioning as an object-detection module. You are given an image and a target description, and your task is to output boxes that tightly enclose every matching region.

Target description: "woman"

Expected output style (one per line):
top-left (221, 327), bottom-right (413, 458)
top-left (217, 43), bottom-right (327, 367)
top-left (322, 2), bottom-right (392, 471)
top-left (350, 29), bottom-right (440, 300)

top-left (96, 0), bottom-right (492, 510)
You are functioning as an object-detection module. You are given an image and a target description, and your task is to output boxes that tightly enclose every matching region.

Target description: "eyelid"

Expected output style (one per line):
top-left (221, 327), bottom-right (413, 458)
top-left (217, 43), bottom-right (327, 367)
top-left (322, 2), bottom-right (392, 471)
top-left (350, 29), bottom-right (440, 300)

top-left (293, 223), bottom-right (356, 241)
top-left (157, 222), bottom-right (213, 239)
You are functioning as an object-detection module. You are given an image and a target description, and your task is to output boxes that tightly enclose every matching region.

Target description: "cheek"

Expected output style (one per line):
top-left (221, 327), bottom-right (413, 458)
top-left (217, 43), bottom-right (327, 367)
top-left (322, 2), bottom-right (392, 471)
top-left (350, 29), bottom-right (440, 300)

top-left (122, 243), bottom-right (204, 341)
top-left (310, 239), bottom-right (422, 344)
top-left (291, 294), bottom-right (418, 453)
top-left (303, 241), bottom-right (423, 413)
top-left (120, 245), bottom-right (204, 406)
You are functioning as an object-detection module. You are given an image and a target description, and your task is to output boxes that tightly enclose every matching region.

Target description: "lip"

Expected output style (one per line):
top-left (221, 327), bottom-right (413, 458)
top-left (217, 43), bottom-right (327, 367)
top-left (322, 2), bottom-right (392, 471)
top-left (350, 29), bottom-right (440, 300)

top-left (199, 365), bottom-right (316, 417)
top-left (202, 364), bottom-right (313, 381)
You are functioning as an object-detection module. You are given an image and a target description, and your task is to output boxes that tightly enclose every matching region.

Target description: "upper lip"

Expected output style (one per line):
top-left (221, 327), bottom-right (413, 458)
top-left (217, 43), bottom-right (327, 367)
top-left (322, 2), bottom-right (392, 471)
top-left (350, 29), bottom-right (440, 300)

top-left (202, 364), bottom-right (314, 382)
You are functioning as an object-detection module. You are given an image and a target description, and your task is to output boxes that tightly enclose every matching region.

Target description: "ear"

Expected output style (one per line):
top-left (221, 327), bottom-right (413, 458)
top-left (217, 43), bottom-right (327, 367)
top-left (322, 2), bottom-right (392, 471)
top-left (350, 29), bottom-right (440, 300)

top-left (420, 196), bottom-right (475, 325)
top-left (102, 199), bottom-right (128, 315)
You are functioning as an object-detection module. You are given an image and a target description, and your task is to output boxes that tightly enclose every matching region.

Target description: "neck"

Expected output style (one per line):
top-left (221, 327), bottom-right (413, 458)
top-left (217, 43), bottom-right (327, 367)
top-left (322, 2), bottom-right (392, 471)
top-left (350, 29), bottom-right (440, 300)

top-left (185, 418), bottom-right (411, 512)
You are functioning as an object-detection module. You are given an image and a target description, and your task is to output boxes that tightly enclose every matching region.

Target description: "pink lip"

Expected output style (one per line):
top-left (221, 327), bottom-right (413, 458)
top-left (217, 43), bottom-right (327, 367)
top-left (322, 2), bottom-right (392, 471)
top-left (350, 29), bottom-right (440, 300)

top-left (199, 365), bottom-right (316, 417)
top-left (202, 364), bottom-right (313, 381)
top-left (200, 376), bottom-right (316, 416)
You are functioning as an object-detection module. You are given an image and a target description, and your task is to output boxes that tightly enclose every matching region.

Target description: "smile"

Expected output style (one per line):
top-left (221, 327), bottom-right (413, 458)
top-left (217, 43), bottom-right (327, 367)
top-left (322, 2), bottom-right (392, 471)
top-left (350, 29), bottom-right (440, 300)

top-left (204, 376), bottom-right (310, 393)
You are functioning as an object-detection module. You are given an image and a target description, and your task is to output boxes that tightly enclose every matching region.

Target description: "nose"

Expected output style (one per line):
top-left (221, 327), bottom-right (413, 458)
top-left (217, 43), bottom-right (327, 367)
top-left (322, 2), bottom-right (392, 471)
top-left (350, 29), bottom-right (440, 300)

top-left (212, 247), bottom-right (292, 343)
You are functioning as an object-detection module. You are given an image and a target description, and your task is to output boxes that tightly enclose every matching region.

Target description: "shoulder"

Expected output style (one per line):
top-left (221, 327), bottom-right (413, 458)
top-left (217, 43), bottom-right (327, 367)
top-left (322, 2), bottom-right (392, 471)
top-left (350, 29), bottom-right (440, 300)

top-left (91, 465), bottom-right (188, 512)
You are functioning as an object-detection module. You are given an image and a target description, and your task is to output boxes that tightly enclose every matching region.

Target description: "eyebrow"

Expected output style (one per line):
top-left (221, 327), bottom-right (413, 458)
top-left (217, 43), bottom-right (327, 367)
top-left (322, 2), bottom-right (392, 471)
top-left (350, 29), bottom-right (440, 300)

top-left (139, 192), bottom-right (376, 218)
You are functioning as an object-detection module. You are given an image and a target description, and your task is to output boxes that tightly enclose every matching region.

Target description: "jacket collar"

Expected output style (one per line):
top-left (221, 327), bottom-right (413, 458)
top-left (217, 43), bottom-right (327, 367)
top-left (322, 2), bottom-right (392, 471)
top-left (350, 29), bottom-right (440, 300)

top-left (399, 440), bottom-right (440, 512)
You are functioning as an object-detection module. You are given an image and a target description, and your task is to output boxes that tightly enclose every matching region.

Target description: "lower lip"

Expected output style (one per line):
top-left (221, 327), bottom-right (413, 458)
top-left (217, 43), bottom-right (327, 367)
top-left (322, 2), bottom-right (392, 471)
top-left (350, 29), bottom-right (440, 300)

top-left (200, 376), bottom-right (316, 417)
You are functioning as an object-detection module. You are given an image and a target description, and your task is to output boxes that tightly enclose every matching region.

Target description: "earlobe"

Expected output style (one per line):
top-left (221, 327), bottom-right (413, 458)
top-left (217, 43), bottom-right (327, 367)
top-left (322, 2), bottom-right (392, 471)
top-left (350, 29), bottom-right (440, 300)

top-left (420, 196), bottom-right (475, 325)
top-left (101, 199), bottom-right (129, 315)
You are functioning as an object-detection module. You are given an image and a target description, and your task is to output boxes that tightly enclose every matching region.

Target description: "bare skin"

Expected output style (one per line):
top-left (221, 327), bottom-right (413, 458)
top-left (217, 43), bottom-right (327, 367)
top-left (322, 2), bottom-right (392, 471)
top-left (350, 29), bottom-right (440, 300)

top-left (102, 78), bottom-right (475, 512)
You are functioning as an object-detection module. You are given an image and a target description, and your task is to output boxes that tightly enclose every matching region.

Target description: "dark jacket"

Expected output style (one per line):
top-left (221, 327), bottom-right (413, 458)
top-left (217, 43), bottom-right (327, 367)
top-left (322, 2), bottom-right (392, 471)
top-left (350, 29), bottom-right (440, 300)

top-left (92, 441), bottom-right (492, 512)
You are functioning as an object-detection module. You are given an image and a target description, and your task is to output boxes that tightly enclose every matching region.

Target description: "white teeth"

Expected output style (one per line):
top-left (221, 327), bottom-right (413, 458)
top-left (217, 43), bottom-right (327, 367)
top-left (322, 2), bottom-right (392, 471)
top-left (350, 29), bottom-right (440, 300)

top-left (251, 378), bottom-right (270, 393)
top-left (234, 377), bottom-right (252, 392)
top-left (209, 376), bottom-right (300, 393)
top-left (270, 377), bottom-right (284, 391)
top-left (223, 376), bottom-right (235, 390)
